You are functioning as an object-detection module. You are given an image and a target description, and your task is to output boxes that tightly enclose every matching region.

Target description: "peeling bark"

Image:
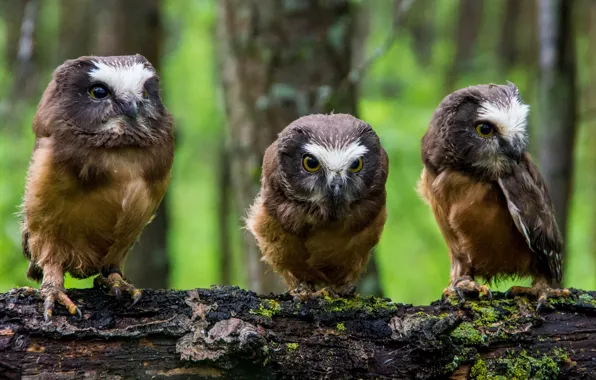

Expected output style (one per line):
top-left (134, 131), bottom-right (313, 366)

top-left (0, 287), bottom-right (594, 379)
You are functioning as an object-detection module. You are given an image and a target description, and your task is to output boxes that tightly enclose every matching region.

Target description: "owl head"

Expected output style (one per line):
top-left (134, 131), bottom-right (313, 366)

top-left (272, 114), bottom-right (388, 219)
top-left (35, 54), bottom-right (172, 148)
top-left (422, 82), bottom-right (530, 180)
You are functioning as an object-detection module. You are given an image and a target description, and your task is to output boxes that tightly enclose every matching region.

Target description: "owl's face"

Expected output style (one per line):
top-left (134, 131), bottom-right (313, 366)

top-left (275, 114), bottom-right (387, 218)
top-left (423, 83), bottom-right (530, 179)
top-left (44, 55), bottom-right (170, 148)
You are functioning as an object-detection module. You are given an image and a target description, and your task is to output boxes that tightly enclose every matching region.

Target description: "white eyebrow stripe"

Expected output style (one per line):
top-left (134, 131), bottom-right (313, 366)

top-left (477, 98), bottom-right (529, 143)
top-left (304, 141), bottom-right (368, 172)
top-left (89, 61), bottom-right (154, 99)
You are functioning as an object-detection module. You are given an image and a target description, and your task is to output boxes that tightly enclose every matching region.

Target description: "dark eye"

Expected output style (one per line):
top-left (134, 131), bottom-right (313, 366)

top-left (89, 84), bottom-right (110, 99)
top-left (302, 154), bottom-right (321, 172)
top-left (349, 157), bottom-right (363, 173)
top-left (143, 88), bottom-right (149, 99)
top-left (475, 122), bottom-right (495, 137)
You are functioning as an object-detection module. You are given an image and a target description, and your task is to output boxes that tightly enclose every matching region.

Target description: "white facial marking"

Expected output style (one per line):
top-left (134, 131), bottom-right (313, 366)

top-left (89, 61), bottom-right (154, 100)
top-left (477, 97), bottom-right (529, 143)
top-left (304, 140), bottom-right (368, 186)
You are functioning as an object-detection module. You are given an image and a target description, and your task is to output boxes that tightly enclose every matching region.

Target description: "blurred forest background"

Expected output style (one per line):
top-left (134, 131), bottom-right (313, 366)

top-left (0, 0), bottom-right (593, 305)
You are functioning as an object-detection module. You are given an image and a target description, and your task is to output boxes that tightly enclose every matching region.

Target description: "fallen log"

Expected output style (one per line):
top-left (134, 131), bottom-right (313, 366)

top-left (0, 285), bottom-right (594, 379)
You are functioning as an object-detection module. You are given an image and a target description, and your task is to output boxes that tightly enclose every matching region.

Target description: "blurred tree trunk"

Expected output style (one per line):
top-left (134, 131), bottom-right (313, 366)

top-left (537, 0), bottom-right (577, 285)
top-left (58, 0), bottom-right (93, 61)
top-left (1, 0), bottom-right (40, 133)
top-left (89, 0), bottom-right (170, 289)
top-left (0, 0), bottom-right (26, 68)
top-left (217, 0), bottom-right (365, 294)
top-left (403, 0), bottom-right (435, 68)
top-left (584, 1), bottom-right (596, 277)
top-left (218, 143), bottom-right (232, 285)
top-left (498, 0), bottom-right (538, 75)
top-left (444, 0), bottom-right (484, 91)
top-left (498, 0), bottom-right (521, 72)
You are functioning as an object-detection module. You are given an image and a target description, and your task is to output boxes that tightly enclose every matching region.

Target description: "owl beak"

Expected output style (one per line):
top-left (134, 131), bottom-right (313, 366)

top-left (122, 101), bottom-right (139, 119)
top-left (328, 177), bottom-right (344, 199)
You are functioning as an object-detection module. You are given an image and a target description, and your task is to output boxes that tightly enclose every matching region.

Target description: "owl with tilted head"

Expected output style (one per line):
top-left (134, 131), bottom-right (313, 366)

top-left (21, 55), bottom-right (174, 320)
top-left (246, 114), bottom-right (388, 298)
top-left (418, 82), bottom-right (570, 310)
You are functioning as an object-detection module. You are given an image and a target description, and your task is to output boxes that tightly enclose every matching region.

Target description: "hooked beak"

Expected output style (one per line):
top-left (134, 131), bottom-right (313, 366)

top-left (122, 101), bottom-right (139, 119)
top-left (328, 176), bottom-right (344, 203)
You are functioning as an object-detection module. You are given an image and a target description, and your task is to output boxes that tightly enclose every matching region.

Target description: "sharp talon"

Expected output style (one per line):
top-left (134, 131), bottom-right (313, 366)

top-left (486, 288), bottom-right (493, 302)
top-left (76, 307), bottom-right (83, 319)
top-left (456, 288), bottom-right (465, 305)
top-left (113, 286), bottom-right (122, 298)
top-left (44, 308), bottom-right (53, 322)
top-left (131, 290), bottom-right (142, 306)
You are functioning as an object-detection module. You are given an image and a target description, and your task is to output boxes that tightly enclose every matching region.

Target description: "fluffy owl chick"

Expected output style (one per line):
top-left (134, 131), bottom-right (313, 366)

top-left (418, 82), bottom-right (570, 310)
top-left (246, 114), bottom-right (388, 298)
top-left (21, 55), bottom-right (174, 320)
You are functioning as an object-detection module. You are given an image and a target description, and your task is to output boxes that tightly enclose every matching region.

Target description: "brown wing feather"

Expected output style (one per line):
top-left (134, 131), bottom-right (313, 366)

top-left (497, 153), bottom-right (563, 284)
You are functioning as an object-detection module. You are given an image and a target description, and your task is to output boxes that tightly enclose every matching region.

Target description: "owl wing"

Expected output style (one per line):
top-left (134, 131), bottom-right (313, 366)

top-left (497, 153), bottom-right (563, 284)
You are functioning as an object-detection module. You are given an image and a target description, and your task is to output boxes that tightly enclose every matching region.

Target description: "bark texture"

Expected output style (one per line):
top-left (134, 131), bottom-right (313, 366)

top-left (537, 0), bottom-right (577, 260)
top-left (0, 286), bottom-right (593, 379)
top-left (216, 0), bottom-right (360, 294)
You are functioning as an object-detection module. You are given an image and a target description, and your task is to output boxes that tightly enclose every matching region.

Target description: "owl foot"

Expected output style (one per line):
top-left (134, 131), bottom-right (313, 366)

top-left (289, 283), bottom-right (316, 301)
top-left (442, 276), bottom-right (492, 305)
top-left (94, 270), bottom-right (142, 306)
top-left (40, 283), bottom-right (82, 322)
top-left (505, 285), bottom-right (571, 312)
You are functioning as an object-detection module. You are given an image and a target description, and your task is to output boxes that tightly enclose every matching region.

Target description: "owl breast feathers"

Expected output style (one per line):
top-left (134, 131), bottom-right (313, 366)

top-left (246, 113), bottom-right (389, 296)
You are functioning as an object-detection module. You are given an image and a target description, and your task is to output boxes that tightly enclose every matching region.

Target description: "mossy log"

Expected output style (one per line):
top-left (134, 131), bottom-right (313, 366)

top-left (0, 286), bottom-right (594, 379)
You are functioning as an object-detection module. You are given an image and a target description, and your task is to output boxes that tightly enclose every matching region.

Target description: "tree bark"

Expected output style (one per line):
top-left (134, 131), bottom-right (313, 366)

top-left (216, 0), bottom-right (359, 294)
top-left (83, 0), bottom-right (170, 289)
top-left (537, 0), bottom-right (577, 274)
top-left (0, 287), bottom-right (593, 379)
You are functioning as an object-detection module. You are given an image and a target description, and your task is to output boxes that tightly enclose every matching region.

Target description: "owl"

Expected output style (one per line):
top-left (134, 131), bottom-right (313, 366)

top-left (418, 82), bottom-right (570, 310)
top-left (246, 114), bottom-right (388, 298)
top-left (21, 55), bottom-right (174, 320)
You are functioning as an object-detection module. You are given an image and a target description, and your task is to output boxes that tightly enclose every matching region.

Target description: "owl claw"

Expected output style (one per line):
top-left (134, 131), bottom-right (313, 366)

top-left (443, 277), bottom-right (492, 306)
top-left (505, 285), bottom-right (571, 312)
top-left (94, 272), bottom-right (142, 306)
top-left (40, 284), bottom-right (80, 322)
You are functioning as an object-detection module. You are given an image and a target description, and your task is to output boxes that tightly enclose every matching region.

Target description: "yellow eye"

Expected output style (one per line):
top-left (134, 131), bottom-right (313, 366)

top-left (475, 123), bottom-right (495, 137)
top-left (349, 157), bottom-right (363, 173)
top-left (143, 88), bottom-right (149, 99)
top-left (302, 155), bottom-right (321, 172)
top-left (89, 84), bottom-right (110, 99)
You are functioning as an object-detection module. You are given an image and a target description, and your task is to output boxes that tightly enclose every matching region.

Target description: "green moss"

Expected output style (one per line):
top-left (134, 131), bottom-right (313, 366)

top-left (577, 293), bottom-right (596, 308)
top-left (469, 349), bottom-right (569, 380)
top-left (470, 359), bottom-right (488, 379)
top-left (322, 295), bottom-right (397, 314)
top-left (470, 302), bottom-right (500, 326)
top-left (250, 299), bottom-right (281, 318)
top-left (336, 322), bottom-right (346, 332)
top-left (450, 322), bottom-right (485, 345)
top-left (286, 343), bottom-right (299, 352)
